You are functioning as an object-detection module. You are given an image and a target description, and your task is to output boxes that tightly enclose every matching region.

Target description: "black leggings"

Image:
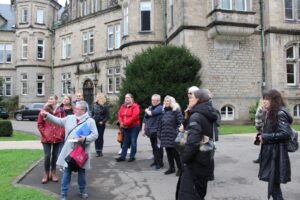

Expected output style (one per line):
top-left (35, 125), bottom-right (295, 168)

top-left (165, 147), bottom-right (181, 170)
top-left (271, 183), bottom-right (284, 200)
top-left (42, 143), bottom-right (61, 171)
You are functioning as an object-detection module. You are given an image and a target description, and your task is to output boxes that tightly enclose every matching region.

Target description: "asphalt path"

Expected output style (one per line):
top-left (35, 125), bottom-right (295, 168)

top-left (10, 120), bottom-right (300, 200)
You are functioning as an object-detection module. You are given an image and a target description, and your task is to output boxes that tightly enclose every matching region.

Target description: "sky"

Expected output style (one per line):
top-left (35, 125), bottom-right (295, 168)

top-left (1, 0), bottom-right (66, 6)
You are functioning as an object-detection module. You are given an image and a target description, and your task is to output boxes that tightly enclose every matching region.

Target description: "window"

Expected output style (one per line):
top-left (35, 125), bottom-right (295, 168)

top-left (0, 44), bottom-right (12, 63)
top-left (62, 36), bottom-right (71, 59)
top-left (285, 44), bottom-right (300, 85)
top-left (236, 0), bottom-right (247, 11)
top-left (140, 1), bottom-right (151, 31)
top-left (285, 0), bottom-right (300, 20)
top-left (115, 24), bottom-right (121, 49)
top-left (82, 31), bottom-right (94, 55)
top-left (170, 0), bottom-right (174, 26)
top-left (61, 73), bottom-right (71, 95)
top-left (21, 8), bottom-right (28, 23)
top-left (36, 74), bottom-right (44, 96)
top-left (123, 5), bottom-right (129, 35)
top-left (294, 104), bottom-right (300, 117)
top-left (107, 67), bottom-right (121, 93)
top-left (108, 26), bottom-right (114, 50)
top-left (80, 0), bottom-right (87, 17)
top-left (221, 105), bottom-right (234, 120)
top-left (21, 73), bottom-right (28, 95)
top-left (0, 77), bottom-right (12, 96)
top-left (22, 38), bottom-right (28, 59)
top-left (221, 0), bottom-right (232, 10)
top-left (37, 39), bottom-right (44, 59)
top-left (36, 9), bottom-right (44, 24)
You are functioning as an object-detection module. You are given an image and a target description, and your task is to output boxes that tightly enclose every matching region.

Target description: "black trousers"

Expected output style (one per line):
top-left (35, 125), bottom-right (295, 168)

top-left (95, 124), bottom-right (106, 153)
top-left (165, 147), bottom-right (181, 170)
top-left (150, 137), bottom-right (164, 166)
top-left (42, 143), bottom-right (61, 171)
top-left (207, 158), bottom-right (214, 178)
top-left (272, 183), bottom-right (284, 200)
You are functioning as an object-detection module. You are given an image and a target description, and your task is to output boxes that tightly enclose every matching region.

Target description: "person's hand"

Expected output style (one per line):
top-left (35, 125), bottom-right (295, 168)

top-left (99, 121), bottom-right (103, 124)
top-left (141, 130), bottom-right (145, 137)
top-left (40, 110), bottom-right (48, 117)
top-left (157, 138), bottom-right (161, 145)
top-left (145, 108), bottom-right (151, 116)
top-left (78, 137), bottom-right (85, 144)
top-left (258, 135), bottom-right (263, 144)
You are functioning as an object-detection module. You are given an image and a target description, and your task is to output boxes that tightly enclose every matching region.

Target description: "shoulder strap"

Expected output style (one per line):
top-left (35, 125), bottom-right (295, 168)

top-left (65, 117), bottom-right (90, 141)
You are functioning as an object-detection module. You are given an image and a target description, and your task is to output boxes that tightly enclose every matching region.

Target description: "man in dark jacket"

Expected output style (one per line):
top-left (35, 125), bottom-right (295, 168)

top-left (141, 94), bottom-right (164, 169)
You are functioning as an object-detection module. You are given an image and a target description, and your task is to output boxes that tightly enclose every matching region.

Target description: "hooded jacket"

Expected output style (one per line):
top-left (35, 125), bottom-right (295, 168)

top-left (118, 102), bottom-right (140, 128)
top-left (259, 107), bottom-right (292, 198)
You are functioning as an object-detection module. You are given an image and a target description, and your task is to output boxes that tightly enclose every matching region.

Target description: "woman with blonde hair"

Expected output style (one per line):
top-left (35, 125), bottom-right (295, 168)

top-left (92, 93), bottom-right (109, 157)
top-left (158, 95), bottom-right (183, 175)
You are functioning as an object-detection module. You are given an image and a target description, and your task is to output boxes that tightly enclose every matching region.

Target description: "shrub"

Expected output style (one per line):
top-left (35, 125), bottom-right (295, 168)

top-left (0, 120), bottom-right (13, 137)
top-left (113, 45), bottom-right (202, 123)
top-left (0, 96), bottom-right (19, 114)
top-left (249, 100), bottom-right (260, 122)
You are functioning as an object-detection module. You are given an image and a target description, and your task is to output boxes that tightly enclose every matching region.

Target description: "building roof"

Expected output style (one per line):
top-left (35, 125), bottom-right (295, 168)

top-left (0, 4), bottom-right (15, 31)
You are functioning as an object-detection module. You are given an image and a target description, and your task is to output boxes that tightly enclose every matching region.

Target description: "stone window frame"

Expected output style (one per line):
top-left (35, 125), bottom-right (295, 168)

top-left (140, 0), bottom-right (152, 32)
top-left (284, 0), bottom-right (300, 21)
top-left (0, 43), bottom-right (12, 63)
top-left (21, 73), bottom-right (28, 95)
top-left (36, 8), bottom-right (44, 24)
top-left (123, 5), bottom-right (129, 36)
top-left (106, 66), bottom-right (121, 94)
top-left (0, 76), bottom-right (12, 96)
top-left (21, 37), bottom-right (28, 59)
top-left (212, 0), bottom-right (252, 11)
top-left (62, 36), bottom-right (72, 59)
top-left (61, 73), bottom-right (72, 95)
top-left (169, 0), bottom-right (174, 27)
top-left (21, 8), bottom-right (28, 23)
top-left (36, 39), bottom-right (45, 60)
top-left (221, 105), bottom-right (234, 120)
top-left (36, 74), bottom-right (45, 96)
top-left (82, 30), bottom-right (94, 55)
top-left (285, 44), bottom-right (299, 86)
top-left (294, 104), bottom-right (300, 118)
top-left (107, 24), bottom-right (121, 50)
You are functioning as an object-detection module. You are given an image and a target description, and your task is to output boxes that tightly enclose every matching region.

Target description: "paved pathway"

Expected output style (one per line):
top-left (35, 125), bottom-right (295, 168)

top-left (2, 121), bottom-right (300, 199)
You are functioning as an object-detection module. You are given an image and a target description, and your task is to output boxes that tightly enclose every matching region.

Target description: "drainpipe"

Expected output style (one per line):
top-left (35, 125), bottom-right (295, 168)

top-left (163, 0), bottom-right (167, 46)
top-left (259, 0), bottom-right (266, 92)
top-left (51, 27), bottom-right (55, 94)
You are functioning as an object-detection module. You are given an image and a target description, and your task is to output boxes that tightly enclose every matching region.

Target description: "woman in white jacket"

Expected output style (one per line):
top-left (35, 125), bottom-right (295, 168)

top-left (40, 101), bottom-right (98, 200)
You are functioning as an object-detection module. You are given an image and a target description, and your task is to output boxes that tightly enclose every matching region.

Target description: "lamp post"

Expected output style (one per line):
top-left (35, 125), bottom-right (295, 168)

top-left (93, 62), bottom-right (99, 96)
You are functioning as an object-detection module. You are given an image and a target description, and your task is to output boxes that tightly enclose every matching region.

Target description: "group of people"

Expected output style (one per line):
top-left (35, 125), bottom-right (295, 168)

top-left (36, 87), bottom-right (294, 200)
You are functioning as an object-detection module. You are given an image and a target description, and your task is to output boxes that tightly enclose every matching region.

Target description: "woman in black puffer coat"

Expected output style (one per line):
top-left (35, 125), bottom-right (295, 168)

top-left (177, 89), bottom-right (219, 200)
top-left (258, 90), bottom-right (292, 200)
top-left (158, 95), bottom-right (183, 175)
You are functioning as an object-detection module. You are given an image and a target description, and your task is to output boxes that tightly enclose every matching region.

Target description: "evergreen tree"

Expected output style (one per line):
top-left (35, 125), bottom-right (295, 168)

top-left (118, 45), bottom-right (202, 119)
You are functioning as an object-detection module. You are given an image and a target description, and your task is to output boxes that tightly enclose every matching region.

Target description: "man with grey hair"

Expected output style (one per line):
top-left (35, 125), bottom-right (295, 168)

top-left (141, 94), bottom-right (164, 169)
top-left (40, 101), bottom-right (98, 200)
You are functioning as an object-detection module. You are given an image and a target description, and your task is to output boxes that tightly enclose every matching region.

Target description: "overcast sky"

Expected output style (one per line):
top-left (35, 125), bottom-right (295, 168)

top-left (1, 0), bottom-right (66, 6)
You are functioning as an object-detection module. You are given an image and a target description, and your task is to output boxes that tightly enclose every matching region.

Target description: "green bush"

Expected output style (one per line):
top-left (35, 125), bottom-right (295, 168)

top-left (0, 96), bottom-right (19, 114)
top-left (111, 45), bottom-right (202, 124)
top-left (249, 100), bottom-right (259, 122)
top-left (0, 120), bottom-right (13, 137)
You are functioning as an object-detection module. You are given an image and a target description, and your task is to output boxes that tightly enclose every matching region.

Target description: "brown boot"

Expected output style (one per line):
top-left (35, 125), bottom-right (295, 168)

top-left (51, 170), bottom-right (59, 182)
top-left (41, 171), bottom-right (49, 184)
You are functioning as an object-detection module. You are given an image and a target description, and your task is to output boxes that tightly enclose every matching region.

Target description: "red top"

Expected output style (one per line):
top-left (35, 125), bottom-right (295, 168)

top-left (37, 106), bottom-right (66, 144)
top-left (118, 102), bottom-right (140, 129)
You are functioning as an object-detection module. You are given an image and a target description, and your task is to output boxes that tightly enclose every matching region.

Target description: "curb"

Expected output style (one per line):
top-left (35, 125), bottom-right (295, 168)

top-left (12, 157), bottom-right (60, 199)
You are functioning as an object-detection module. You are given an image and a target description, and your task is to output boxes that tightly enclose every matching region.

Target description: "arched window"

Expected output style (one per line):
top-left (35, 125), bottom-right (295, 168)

top-left (221, 105), bottom-right (234, 120)
top-left (294, 104), bottom-right (300, 118)
top-left (286, 43), bottom-right (300, 86)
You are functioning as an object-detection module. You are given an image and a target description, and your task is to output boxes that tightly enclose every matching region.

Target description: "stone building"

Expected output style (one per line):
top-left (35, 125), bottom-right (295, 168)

top-left (0, 0), bottom-right (300, 122)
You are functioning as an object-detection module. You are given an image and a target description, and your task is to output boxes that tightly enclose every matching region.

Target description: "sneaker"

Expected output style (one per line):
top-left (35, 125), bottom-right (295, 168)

top-left (80, 192), bottom-right (89, 199)
top-left (96, 152), bottom-right (103, 157)
top-left (150, 162), bottom-right (156, 167)
top-left (118, 149), bottom-right (122, 155)
top-left (164, 168), bottom-right (175, 175)
top-left (115, 157), bottom-right (125, 162)
top-left (128, 158), bottom-right (136, 162)
top-left (127, 149), bottom-right (131, 154)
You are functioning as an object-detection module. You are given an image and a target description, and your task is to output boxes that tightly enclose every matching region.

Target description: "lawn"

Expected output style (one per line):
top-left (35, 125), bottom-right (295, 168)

top-left (0, 131), bottom-right (39, 141)
top-left (219, 124), bottom-right (300, 135)
top-left (0, 150), bottom-right (55, 200)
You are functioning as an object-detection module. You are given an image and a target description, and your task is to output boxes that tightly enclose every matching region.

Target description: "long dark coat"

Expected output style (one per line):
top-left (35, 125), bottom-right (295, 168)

top-left (177, 102), bottom-right (219, 200)
top-left (259, 108), bottom-right (292, 198)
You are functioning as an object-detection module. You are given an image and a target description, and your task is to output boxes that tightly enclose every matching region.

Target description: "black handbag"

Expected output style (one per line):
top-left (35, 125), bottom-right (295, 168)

top-left (287, 129), bottom-right (299, 153)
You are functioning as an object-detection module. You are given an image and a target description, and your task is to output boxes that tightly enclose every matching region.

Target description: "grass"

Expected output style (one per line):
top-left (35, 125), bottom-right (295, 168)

top-left (0, 131), bottom-right (39, 141)
top-left (219, 124), bottom-right (300, 135)
top-left (0, 150), bottom-right (55, 200)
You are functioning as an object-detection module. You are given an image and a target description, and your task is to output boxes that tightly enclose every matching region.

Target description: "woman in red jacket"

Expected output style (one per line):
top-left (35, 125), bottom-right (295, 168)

top-left (116, 93), bottom-right (140, 162)
top-left (37, 95), bottom-right (65, 184)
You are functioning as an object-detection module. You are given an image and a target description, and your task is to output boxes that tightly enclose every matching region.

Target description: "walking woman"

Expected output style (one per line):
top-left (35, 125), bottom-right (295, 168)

top-left (37, 95), bottom-right (65, 183)
top-left (258, 89), bottom-right (292, 200)
top-left (177, 89), bottom-right (219, 200)
top-left (158, 95), bottom-right (183, 175)
top-left (92, 93), bottom-right (109, 157)
top-left (116, 93), bottom-right (140, 162)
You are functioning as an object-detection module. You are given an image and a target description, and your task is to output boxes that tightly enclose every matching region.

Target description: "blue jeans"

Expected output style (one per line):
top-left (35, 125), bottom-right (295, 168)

top-left (120, 126), bottom-right (140, 159)
top-left (61, 167), bottom-right (86, 197)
